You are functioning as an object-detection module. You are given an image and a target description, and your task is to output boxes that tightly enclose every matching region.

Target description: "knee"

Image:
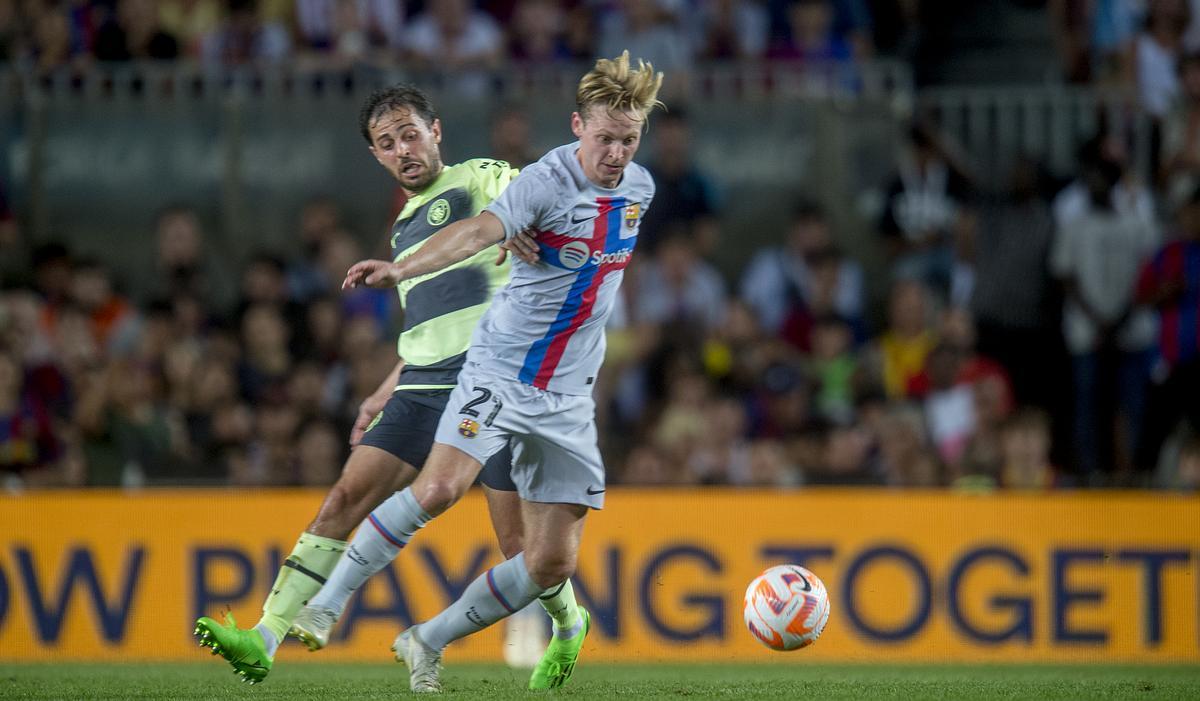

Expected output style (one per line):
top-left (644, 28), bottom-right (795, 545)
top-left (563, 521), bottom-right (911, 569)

top-left (524, 549), bottom-right (576, 590)
top-left (412, 477), bottom-right (468, 517)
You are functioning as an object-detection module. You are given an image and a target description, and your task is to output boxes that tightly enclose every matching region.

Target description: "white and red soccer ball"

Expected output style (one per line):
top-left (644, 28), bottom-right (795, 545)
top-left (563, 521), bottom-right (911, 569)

top-left (743, 565), bottom-right (830, 651)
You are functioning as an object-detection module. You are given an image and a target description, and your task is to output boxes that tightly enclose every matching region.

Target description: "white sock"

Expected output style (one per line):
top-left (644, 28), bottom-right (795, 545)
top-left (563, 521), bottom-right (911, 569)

top-left (308, 489), bottom-right (431, 616)
top-left (419, 552), bottom-right (544, 650)
top-left (254, 623), bottom-right (280, 656)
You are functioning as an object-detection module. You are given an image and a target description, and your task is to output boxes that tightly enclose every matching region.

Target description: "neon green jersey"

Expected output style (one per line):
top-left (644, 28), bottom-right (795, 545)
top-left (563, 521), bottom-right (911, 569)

top-left (389, 158), bottom-right (516, 390)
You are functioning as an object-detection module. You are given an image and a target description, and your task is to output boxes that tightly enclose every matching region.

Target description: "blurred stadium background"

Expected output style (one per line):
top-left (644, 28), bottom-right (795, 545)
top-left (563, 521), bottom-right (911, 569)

top-left (1, 0), bottom-right (1199, 692)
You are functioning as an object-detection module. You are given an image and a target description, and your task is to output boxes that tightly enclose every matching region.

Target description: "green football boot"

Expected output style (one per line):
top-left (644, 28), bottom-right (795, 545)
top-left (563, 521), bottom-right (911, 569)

top-left (529, 608), bottom-right (590, 690)
top-left (194, 612), bottom-right (273, 684)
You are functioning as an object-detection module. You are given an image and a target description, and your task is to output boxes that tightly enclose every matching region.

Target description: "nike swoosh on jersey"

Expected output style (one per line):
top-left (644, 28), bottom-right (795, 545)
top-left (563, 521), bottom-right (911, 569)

top-left (586, 486), bottom-right (606, 495)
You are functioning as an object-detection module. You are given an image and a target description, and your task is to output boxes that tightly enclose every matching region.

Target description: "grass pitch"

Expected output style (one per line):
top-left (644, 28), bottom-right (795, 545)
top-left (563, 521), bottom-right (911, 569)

top-left (2, 662), bottom-right (1199, 700)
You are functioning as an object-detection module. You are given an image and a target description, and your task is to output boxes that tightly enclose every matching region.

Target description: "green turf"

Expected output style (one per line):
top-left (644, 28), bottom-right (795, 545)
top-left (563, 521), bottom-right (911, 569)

top-left (2, 662), bottom-right (1198, 700)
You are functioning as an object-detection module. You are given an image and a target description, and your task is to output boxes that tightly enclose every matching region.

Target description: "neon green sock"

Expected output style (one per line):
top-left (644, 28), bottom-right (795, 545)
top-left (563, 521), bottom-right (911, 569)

top-left (538, 579), bottom-right (581, 632)
top-left (257, 532), bottom-right (346, 644)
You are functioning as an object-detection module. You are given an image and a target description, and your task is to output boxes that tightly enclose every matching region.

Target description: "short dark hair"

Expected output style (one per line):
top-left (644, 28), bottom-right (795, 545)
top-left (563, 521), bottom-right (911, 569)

top-left (359, 85), bottom-right (438, 145)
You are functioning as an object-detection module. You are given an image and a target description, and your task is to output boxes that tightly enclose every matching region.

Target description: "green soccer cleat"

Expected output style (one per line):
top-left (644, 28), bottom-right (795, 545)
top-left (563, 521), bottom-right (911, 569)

top-left (529, 608), bottom-right (590, 690)
top-left (194, 612), bottom-right (273, 684)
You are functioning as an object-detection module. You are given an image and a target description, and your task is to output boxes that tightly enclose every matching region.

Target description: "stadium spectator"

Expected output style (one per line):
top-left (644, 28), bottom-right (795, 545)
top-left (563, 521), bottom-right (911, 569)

top-left (1052, 153), bottom-right (1158, 483)
top-left (488, 105), bottom-right (540, 169)
top-left (401, 0), bottom-right (505, 97)
top-left (0, 346), bottom-right (60, 484)
top-left (318, 228), bottom-right (395, 334)
top-left (74, 355), bottom-right (185, 486)
top-left (293, 0), bottom-right (405, 65)
top-left (159, 0), bottom-right (223, 58)
top-left (1159, 51), bottom-right (1200, 207)
top-left (1162, 435), bottom-right (1200, 490)
top-left (619, 443), bottom-right (686, 485)
top-left (998, 408), bottom-right (1061, 489)
top-left (806, 314), bottom-right (857, 425)
top-left (691, 0), bottom-right (770, 61)
top-left (747, 359), bottom-right (813, 439)
top-left (150, 205), bottom-right (235, 315)
top-left (201, 0), bottom-right (291, 66)
top-left (242, 402), bottom-right (302, 485)
top-left (1048, 0), bottom-right (1141, 84)
top-left (766, 0), bottom-right (858, 83)
top-left (688, 395), bottom-right (753, 484)
top-left (506, 0), bottom-right (572, 64)
top-left (296, 418), bottom-right (342, 485)
top-left (70, 259), bottom-right (141, 356)
top-left (561, 2), bottom-right (598, 60)
top-left (634, 226), bottom-right (729, 333)
top-left (237, 302), bottom-right (293, 403)
top-left (25, 2), bottom-right (77, 75)
top-left (875, 402), bottom-right (940, 487)
top-left (1055, 131), bottom-right (1158, 230)
top-left (638, 108), bottom-right (721, 256)
top-left (808, 421), bottom-right (874, 484)
top-left (597, 0), bottom-right (692, 94)
top-left (971, 156), bottom-right (1061, 412)
top-left (93, 0), bottom-right (180, 62)
top-left (879, 122), bottom-right (976, 303)
top-left (860, 278), bottom-right (936, 400)
top-left (741, 201), bottom-right (864, 346)
top-left (285, 195), bottom-right (343, 303)
top-left (1136, 185), bottom-right (1200, 473)
top-left (1135, 0), bottom-right (1190, 120)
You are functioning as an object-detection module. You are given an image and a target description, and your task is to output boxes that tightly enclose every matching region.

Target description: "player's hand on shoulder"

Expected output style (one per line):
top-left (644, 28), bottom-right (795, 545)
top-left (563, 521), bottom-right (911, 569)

top-left (343, 259), bottom-right (401, 289)
top-left (496, 228), bottom-right (540, 266)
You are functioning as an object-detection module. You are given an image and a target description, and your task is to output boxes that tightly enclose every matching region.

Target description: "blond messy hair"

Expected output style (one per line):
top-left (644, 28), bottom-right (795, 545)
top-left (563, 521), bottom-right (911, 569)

top-left (576, 50), bottom-right (665, 123)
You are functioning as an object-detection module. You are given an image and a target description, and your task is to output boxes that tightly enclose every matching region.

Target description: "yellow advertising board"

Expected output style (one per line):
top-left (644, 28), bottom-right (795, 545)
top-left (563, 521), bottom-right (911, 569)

top-left (1, 489), bottom-right (1198, 663)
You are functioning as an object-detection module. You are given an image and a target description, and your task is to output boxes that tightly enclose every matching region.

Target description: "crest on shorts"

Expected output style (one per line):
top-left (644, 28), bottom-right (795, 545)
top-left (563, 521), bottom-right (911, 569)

top-left (427, 198), bottom-right (450, 226)
top-left (624, 203), bottom-right (640, 229)
top-left (458, 418), bottom-right (479, 438)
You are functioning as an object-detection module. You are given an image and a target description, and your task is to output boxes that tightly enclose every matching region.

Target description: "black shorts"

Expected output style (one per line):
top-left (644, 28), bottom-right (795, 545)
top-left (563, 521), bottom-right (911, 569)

top-left (358, 388), bottom-right (516, 491)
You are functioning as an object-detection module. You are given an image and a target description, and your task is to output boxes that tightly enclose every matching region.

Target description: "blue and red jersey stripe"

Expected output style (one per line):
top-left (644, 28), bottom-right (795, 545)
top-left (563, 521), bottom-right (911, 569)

top-left (519, 197), bottom-right (630, 389)
top-left (1139, 240), bottom-right (1200, 367)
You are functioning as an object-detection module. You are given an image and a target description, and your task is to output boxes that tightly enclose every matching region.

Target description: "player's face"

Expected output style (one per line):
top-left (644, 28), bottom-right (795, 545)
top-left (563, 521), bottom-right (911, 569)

top-left (572, 107), bottom-right (644, 189)
top-left (368, 107), bottom-right (444, 193)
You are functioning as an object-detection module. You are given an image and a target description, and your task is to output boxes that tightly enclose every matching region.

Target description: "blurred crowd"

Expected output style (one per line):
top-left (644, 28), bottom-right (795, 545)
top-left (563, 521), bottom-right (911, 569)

top-left (0, 0), bottom-right (902, 91)
top-left (2, 100), bottom-right (1200, 493)
top-left (3, 0), bottom-right (1200, 493)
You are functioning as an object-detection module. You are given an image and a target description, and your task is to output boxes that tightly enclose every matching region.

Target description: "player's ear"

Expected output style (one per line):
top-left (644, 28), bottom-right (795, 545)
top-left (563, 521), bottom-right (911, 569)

top-left (431, 118), bottom-right (442, 144)
top-left (571, 111), bottom-right (584, 138)
top-left (367, 145), bottom-right (384, 165)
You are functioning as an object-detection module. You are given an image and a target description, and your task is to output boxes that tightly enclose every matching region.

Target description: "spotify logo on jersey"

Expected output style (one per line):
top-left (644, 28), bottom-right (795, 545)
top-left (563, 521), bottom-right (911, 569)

top-left (559, 241), bottom-right (591, 269)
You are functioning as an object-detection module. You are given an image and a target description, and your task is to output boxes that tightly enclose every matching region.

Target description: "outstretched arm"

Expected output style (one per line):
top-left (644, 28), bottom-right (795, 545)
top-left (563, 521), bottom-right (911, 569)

top-left (343, 211), bottom-right (507, 289)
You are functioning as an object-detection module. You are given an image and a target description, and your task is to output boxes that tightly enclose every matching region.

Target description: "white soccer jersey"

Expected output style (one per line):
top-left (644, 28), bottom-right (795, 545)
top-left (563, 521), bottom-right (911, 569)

top-left (473, 142), bottom-right (655, 395)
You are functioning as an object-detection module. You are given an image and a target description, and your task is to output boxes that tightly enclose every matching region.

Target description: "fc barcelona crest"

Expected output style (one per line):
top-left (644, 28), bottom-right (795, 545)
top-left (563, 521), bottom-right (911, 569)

top-left (624, 203), bottom-right (640, 229)
top-left (458, 418), bottom-right (479, 438)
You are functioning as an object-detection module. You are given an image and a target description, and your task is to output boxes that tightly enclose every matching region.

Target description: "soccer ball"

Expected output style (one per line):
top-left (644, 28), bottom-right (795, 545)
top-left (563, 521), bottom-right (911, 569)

top-left (743, 564), bottom-right (830, 651)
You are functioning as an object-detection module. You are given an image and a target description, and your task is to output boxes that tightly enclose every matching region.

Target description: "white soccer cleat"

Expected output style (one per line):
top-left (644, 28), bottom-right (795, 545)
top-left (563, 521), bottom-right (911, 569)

top-left (392, 627), bottom-right (443, 693)
top-left (290, 605), bottom-right (338, 651)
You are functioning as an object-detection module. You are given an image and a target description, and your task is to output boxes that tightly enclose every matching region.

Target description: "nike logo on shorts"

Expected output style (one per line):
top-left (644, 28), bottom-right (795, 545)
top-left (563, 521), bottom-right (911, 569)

top-left (586, 486), bottom-right (606, 495)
